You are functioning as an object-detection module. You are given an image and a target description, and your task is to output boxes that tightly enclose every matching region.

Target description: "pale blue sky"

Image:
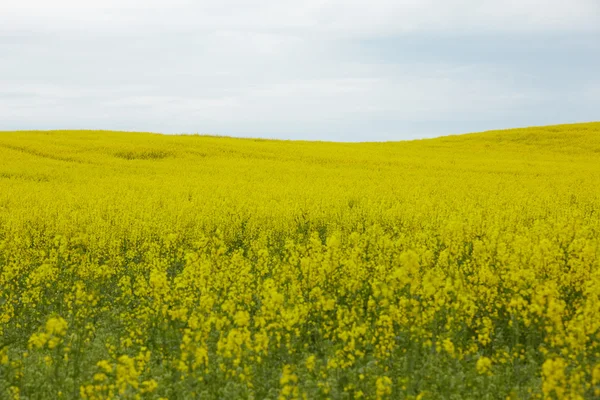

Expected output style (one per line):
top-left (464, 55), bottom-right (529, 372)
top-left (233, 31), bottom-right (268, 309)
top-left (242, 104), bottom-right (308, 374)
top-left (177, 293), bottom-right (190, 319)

top-left (1, 0), bottom-right (599, 141)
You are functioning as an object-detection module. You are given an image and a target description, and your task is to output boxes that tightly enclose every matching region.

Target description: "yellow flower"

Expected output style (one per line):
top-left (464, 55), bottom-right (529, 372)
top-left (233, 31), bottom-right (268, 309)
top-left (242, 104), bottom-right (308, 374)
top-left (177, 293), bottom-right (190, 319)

top-left (476, 357), bottom-right (493, 376)
top-left (141, 379), bottom-right (158, 393)
top-left (93, 373), bottom-right (107, 382)
top-left (542, 358), bottom-right (566, 398)
top-left (2, 123), bottom-right (600, 398)
top-left (46, 317), bottom-right (68, 336)
top-left (305, 355), bottom-right (316, 373)
top-left (442, 339), bottom-right (455, 357)
top-left (96, 360), bottom-right (113, 374)
top-left (0, 348), bottom-right (8, 365)
top-left (28, 333), bottom-right (48, 350)
top-left (376, 376), bottom-right (392, 399)
top-left (234, 310), bottom-right (250, 327)
top-left (279, 364), bottom-right (299, 399)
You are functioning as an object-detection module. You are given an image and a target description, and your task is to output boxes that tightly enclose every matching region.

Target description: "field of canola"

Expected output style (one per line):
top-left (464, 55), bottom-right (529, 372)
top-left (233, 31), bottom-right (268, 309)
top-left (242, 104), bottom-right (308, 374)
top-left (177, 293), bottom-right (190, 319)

top-left (1, 123), bottom-right (600, 399)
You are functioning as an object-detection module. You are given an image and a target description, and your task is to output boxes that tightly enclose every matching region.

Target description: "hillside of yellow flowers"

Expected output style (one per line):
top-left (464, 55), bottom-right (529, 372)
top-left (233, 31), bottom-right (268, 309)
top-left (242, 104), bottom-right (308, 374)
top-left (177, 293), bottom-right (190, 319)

top-left (1, 123), bottom-right (600, 399)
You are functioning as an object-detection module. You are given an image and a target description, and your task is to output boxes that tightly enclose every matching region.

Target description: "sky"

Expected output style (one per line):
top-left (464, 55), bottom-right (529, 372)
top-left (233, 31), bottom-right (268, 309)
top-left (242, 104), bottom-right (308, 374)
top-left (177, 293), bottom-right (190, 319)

top-left (1, 0), bottom-right (599, 141)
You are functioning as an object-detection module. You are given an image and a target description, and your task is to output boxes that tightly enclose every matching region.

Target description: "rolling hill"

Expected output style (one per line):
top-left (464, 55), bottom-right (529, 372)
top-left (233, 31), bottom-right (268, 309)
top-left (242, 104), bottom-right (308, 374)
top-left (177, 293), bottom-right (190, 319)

top-left (1, 122), bottom-right (599, 399)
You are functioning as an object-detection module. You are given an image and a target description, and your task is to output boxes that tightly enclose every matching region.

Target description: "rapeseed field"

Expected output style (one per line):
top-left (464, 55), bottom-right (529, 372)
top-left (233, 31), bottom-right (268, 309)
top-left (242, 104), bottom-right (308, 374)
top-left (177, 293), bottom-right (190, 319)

top-left (1, 123), bottom-right (600, 399)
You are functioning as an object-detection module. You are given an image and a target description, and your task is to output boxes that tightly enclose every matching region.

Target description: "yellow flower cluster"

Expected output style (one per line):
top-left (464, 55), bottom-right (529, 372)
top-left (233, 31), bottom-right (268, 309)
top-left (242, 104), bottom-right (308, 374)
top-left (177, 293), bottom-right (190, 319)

top-left (1, 123), bottom-right (600, 398)
top-left (28, 317), bottom-right (68, 350)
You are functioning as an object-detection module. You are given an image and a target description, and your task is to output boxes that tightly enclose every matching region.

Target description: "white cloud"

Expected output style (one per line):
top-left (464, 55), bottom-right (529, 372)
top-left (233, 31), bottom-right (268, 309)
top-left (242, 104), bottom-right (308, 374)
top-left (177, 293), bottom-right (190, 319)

top-left (1, 1), bottom-right (598, 140)
top-left (1, 0), bottom-right (599, 35)
top-left (0, 64), bottom-right (540, 127)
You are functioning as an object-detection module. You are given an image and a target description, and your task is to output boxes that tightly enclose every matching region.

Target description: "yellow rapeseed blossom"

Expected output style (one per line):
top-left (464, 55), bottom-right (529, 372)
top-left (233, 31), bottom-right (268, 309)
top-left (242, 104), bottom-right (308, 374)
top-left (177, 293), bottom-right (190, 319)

top-left (542, 358), bottom-right (567, 398)
top-left (45, 317), bottom-right (68, 337)
top-left (592, 364), bottom-right (600, 397)
top-left (305, 355), bottom-right (316, 373)
top-left (0, 348), bottom-right (8, 365)
top-left (279, 365), bottom-right (299, 400)
top-left (476, 357), bottom-right (493, 376)
top-left (376, 376), bottom-right (393, 399)
top-left (1, 123), bottom-right (600, 398)
top-left (442, 339), bottom-right (455, 357)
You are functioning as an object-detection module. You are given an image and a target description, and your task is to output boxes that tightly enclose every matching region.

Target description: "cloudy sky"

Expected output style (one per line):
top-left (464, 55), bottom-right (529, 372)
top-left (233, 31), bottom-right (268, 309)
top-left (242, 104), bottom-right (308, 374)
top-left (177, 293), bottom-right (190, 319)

top-left (1, 1), bottom-right (599, 141)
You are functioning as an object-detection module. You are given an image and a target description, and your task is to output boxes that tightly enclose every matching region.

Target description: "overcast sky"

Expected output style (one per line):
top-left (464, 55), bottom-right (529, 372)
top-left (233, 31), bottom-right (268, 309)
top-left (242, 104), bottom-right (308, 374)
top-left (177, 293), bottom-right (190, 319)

top-left (1, 1), bottom-right (599, 141)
